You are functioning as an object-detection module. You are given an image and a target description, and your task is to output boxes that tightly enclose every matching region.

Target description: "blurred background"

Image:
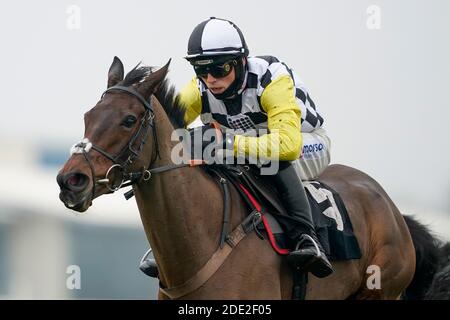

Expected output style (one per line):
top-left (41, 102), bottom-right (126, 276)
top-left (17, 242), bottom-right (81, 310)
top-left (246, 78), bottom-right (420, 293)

top-left (0, 0), bottom-right (449, 299)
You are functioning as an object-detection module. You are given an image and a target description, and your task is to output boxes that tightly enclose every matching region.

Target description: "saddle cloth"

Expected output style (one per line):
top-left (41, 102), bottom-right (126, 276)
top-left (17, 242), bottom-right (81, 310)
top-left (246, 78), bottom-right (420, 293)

top-left (214, 165), bottom-right (362, 261)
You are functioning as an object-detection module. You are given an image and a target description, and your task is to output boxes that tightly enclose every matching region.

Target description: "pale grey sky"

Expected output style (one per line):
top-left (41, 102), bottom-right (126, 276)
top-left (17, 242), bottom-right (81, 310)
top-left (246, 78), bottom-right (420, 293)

top-left (1, 0), bottom-right (450, 213)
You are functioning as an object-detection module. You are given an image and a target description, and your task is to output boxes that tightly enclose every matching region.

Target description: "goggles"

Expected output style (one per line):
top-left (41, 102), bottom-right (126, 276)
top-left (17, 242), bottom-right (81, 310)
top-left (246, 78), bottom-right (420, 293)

top-left (194, 60), bottom-right (237, 79)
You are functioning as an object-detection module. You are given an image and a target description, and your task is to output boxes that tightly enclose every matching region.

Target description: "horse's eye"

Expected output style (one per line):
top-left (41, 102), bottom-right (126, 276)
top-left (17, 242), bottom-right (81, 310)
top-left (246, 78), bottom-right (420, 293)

top-left (121, 115), bottom-right (137, 128)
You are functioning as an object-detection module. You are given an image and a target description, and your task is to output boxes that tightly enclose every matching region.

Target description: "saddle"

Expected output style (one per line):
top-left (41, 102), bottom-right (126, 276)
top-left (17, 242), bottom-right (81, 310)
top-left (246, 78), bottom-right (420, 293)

top-left (208, 164), bottom-right (361, 262)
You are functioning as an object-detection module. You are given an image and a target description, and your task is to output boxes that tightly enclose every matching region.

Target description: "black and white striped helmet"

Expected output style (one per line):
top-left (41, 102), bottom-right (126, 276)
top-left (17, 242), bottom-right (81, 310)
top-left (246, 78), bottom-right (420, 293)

top-left (185, 17), bottom-right (249, 63)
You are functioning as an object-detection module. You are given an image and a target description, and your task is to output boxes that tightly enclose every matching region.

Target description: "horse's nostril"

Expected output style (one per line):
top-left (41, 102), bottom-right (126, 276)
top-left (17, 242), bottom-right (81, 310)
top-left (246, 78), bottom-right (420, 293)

top-left (67, 174), bottom-right (81, 187)
top-left (59, 172), bottom-right (89, 191)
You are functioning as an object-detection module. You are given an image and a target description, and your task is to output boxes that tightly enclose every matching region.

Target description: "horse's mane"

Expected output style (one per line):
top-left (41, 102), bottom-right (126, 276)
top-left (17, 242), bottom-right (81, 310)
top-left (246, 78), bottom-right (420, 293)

top-left (154, 79), bottom-right (187, 129)
top-left (120, 64), bottom-right (187, 129)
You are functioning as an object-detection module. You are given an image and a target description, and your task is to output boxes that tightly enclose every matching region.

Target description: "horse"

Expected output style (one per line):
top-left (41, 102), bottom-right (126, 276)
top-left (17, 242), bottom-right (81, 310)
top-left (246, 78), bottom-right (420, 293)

top-left (57, 57), bottom-right (431, 299)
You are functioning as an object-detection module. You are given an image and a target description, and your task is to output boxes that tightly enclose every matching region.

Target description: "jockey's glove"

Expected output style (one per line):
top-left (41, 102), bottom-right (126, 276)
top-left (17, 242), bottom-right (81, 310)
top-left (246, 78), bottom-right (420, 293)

top-left (188, 122), bottom-right (235, 163)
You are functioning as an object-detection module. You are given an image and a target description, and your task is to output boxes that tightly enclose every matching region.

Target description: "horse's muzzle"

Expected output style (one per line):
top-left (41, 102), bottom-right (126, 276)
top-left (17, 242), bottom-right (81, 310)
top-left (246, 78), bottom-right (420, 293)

top-left (57, 171), bottom-right (89, 191)
top-left (57, 171), bottom-right (92, 212)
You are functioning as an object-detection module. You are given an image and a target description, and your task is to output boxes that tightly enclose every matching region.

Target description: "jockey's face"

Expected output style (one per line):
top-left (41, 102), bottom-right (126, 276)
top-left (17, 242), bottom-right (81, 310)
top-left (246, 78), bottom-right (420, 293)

top-left (200, 67), bottom-right (236, 95)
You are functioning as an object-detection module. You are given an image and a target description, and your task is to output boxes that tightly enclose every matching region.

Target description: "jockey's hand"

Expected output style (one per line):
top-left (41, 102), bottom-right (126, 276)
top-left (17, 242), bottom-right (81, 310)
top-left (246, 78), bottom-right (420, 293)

top-left (188, 122), bottom-right (235, 163)
top-left (188, 123), bottom-right (222, 162)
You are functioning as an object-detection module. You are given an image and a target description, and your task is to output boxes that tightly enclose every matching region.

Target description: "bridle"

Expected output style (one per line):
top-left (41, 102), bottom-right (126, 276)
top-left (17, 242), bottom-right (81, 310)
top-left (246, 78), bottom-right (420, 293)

top-left (70, 85), bottom-right (191, 200)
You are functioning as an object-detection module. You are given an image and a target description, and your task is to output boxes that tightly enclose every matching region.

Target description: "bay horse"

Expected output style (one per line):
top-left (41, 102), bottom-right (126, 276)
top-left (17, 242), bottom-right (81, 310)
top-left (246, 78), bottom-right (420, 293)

top-left (57, 57), bottom-right (429, 299)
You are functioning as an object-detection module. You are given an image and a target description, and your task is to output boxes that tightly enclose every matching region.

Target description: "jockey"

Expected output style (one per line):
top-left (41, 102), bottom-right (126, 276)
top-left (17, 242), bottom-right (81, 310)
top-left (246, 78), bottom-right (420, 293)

top-left (140, 17), bottom-right (333, 279)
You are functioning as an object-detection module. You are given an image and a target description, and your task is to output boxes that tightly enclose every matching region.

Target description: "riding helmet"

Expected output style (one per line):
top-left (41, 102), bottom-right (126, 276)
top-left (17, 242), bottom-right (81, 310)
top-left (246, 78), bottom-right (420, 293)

top-left (185, 17), bottom-right (249, 99)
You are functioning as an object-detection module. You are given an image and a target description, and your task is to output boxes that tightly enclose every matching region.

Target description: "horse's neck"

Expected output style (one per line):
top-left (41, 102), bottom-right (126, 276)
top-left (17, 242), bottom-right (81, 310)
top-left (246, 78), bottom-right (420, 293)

top-left (134, 98), bottom-right (224, 287)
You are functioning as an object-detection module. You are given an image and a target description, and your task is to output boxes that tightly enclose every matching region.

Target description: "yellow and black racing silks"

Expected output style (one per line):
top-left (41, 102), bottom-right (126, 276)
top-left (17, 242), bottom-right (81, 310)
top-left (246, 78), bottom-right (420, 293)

top-left (177, 56), bottom-right (323, 161)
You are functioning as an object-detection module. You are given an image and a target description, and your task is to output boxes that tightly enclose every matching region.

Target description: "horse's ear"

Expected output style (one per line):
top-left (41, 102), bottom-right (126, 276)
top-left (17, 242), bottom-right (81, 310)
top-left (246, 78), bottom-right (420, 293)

top-left (107, 56), bottom-right (124, 88)
top-left (137, 59), bottom-right (171, 99)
